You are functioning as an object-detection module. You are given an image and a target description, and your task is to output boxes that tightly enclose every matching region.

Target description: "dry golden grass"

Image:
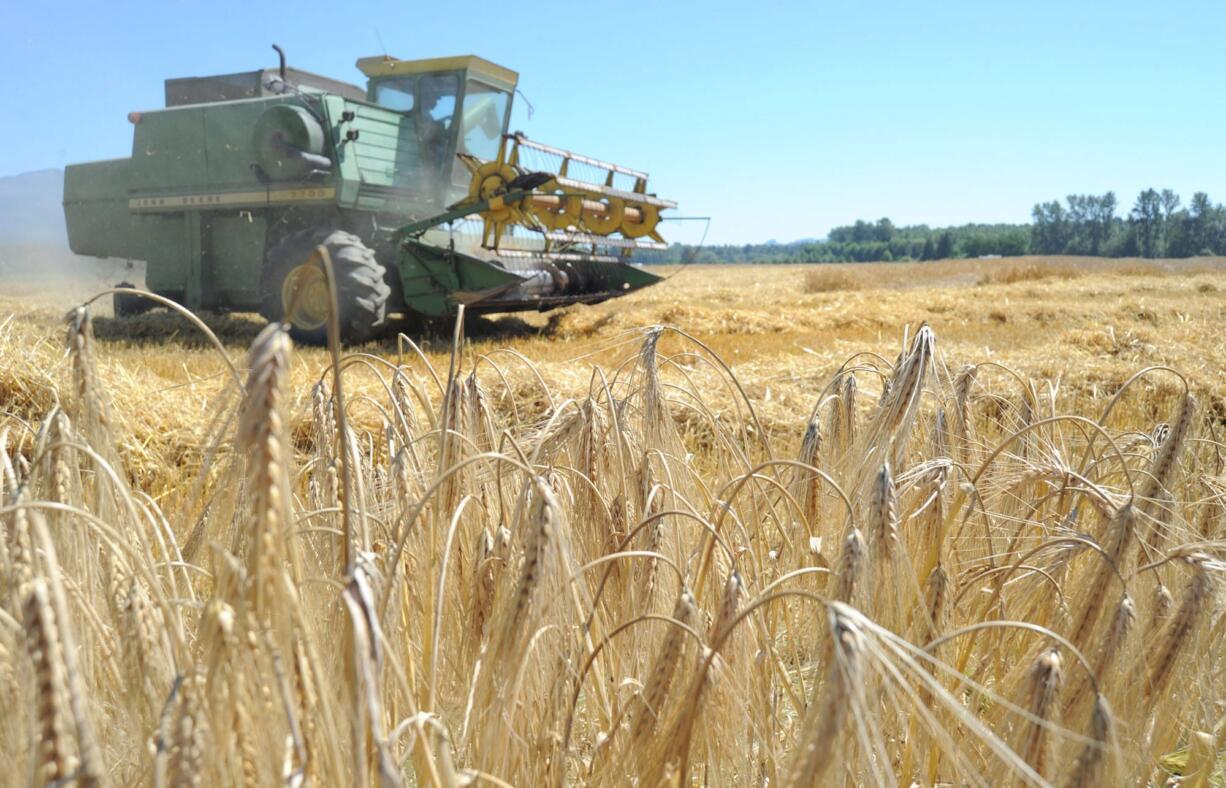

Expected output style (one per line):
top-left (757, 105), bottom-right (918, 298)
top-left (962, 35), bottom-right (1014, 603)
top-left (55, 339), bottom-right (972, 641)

top-left (976, 260), bottom-right (1083, 285)
top-left (13, 254), bottom-right (1224, 494)
top-left (1, 254), bottom-right (1224, 785)
top-left (802, 267), bottom-right (861, 293)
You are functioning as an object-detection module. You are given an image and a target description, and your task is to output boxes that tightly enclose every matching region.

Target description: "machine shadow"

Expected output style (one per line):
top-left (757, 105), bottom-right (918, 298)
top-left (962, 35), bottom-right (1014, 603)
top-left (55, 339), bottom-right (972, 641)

top-left (89, 309), bottom-right (557, 353)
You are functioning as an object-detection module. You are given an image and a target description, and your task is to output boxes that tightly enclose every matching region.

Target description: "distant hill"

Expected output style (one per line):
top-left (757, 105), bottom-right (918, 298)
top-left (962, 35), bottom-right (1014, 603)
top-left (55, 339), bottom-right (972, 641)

top-left (0, 168), bottom-right (68, 246)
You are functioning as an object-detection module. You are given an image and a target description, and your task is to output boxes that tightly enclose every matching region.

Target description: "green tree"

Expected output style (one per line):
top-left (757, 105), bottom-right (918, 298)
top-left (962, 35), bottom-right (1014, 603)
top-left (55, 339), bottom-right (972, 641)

top-left (1130, 189), bottom-right (1163, 258)
top-left (1159, 189), bottom-right (1181, 256)
top-left (1087, 192), bottom-right (1117, 255)
top-left (1181, 192), bottom-right (1221, 255)
top-left (1065, 194), bottom-right (1091, 254)
top-left (1030, 201), bottom-right (1069, 254)
top-left (936, 231), bottom-right (954, 259)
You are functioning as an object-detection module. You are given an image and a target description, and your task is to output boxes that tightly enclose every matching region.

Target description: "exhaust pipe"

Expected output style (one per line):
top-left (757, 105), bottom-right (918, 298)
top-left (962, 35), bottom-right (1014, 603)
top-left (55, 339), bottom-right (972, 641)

top-left (272, 44), bottom-right (287, 81)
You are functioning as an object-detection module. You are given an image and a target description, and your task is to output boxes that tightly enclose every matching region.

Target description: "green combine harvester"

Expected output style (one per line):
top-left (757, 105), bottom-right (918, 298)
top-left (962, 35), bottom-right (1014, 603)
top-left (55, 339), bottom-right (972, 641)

top-left (63, 46), bottom-right (674, 344)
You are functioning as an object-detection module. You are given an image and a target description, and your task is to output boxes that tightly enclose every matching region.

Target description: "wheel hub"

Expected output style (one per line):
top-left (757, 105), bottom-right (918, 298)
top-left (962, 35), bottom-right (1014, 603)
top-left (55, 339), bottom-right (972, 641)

top-left (281, 262), bottom-right (330, 330)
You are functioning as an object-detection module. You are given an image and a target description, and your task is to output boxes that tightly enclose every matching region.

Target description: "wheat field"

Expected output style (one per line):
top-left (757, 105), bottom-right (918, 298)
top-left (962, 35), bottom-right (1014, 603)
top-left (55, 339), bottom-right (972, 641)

top-left (0, 255), bottom-right (1224, 785)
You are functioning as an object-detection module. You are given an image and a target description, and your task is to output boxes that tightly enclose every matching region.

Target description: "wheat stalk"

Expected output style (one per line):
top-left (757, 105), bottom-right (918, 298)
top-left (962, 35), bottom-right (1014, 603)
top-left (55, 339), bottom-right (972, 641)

top-left (1, 310), bottom-right (1221, 785)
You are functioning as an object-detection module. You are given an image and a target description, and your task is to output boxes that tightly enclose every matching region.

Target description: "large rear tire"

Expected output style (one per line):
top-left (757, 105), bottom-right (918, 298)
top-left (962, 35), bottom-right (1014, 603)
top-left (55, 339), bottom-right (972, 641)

top-left (259, 228), bottom-right (391, 346)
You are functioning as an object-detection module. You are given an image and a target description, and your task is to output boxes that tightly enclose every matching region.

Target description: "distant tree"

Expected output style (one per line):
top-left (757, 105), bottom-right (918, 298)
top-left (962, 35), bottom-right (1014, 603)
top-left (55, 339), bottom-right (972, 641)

top-left (1130, 189), bottom-right (1164, 257)
top-left (1031, 201), bottom-right (1069, 254)
top-left (1166, 211), bottom-right (1194, 257)
top-left (1115, 225), bottom-right (1139, 257)
top-left (1065, 194), bottom-right (1091, 254)
top-left (1189, 192), bottom-right (1213, 247)
top-left (1159, 189), bottom-right (1181, 221)
top-left (961, 232), bottom-right (985, 257)
top-left (1189, 191), bottom-right (1212, 216)
top-left (998, 228), bottom-right (1029, 256)
top-left (1088, 192), bottom-right (1117, 255)
top-left (1186, 192), bottom-right (1225, 255)
top-left (1177, 192), bottom-right (1206, 256)
top-left (936, 231), bottom-right (954, 259)
top-left (826, 224), bottom-right (850, 244)
top-left (1158, 189), bottom-right (1182, 256)
top-left (920, 236), bottom-right (936, 261)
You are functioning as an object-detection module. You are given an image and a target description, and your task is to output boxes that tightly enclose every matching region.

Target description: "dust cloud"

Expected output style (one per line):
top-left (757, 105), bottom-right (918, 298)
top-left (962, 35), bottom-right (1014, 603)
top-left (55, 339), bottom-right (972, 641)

top-left (0, 244), bottom-right (143, 306)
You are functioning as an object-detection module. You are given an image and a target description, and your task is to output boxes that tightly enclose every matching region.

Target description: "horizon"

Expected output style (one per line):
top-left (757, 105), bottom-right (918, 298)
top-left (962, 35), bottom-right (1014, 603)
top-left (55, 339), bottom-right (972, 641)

top-left (5, 0), bottom-right (1224, 244)
top-left (0, 165), bottom-right (1211, 249)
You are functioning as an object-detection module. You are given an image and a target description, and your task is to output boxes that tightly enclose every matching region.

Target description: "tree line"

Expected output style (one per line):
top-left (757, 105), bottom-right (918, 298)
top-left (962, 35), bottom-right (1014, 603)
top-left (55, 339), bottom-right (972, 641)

top-left (1031, 190), bottom-right (1226, 258)
top-left (649, 189), bottom-right (1226, 263)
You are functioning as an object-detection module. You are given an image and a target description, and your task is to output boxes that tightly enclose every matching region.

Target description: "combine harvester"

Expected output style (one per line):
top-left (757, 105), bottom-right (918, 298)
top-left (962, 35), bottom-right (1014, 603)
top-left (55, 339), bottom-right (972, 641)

top-left (63, 46), bottom-right (675, 344)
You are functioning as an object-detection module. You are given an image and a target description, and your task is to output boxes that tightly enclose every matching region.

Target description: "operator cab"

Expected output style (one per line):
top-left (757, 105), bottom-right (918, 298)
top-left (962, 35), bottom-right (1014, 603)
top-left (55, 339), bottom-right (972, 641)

top-left (356, 55), bottom-right (516, 199)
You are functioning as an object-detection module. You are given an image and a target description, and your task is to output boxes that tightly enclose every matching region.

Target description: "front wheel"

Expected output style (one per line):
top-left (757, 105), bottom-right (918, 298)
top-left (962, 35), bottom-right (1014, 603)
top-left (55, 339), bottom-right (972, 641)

top-left (113, 281), bottom-right (154, 318)
top-left (259, 228), bottom-right (391, 345)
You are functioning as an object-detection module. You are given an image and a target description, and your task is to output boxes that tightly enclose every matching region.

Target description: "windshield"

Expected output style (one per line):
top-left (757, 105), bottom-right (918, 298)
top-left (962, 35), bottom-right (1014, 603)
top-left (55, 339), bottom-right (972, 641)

top-left (458, 80), bottom-right (510, 161)
top-left (370, 73), bottom-right (507, 201)
top-left (371, 75), bottom-right (506, 162)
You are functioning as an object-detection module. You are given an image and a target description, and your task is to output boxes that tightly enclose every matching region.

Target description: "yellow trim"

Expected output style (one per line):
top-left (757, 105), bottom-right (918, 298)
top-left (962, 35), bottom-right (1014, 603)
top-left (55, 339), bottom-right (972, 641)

top-left (355, 54), bottom-right (518, 89)
top-left (129, 187), bottom-right (336, 211)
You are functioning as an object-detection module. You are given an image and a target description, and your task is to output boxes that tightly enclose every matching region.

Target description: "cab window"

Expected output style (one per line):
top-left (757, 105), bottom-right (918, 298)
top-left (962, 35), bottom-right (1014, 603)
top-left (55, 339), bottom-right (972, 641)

top-left (459, 80), bottom-right (510, 161)
top-left (373, 77), bottom-right (416, 112)
top-left (419, 74), bottom-right (459, 128)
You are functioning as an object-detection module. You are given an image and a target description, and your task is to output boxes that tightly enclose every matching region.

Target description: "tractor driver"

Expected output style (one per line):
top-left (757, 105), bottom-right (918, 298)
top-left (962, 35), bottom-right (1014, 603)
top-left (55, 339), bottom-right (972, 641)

top-left (418, 76), bottom-right (457, 158)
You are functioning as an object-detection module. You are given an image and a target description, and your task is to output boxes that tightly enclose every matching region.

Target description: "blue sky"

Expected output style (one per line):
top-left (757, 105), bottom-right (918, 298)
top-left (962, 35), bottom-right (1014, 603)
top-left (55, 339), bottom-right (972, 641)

top-left (4, 0), bottom-right (1223, 243)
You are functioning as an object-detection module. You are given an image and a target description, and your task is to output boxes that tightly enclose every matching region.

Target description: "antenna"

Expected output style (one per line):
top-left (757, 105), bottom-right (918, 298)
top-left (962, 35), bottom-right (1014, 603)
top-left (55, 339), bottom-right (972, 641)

top-left (374, 28), bottom-right (388, 58)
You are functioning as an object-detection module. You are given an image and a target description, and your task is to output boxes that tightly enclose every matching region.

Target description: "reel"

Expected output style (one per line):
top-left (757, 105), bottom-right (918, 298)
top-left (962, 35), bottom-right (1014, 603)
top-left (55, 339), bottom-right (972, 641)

top-left (458, 133), bottom-right (675, 252)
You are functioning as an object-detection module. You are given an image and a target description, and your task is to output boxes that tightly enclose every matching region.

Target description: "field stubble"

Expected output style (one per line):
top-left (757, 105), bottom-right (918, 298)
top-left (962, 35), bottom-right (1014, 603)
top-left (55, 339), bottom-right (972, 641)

top-left (0, 254), bottom-right (1223, 784)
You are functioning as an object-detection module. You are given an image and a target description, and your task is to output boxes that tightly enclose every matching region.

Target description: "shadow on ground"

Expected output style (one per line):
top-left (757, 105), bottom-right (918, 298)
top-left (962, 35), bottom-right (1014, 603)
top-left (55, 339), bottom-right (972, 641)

top-left (89, 308), bottom-right (560, 352)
